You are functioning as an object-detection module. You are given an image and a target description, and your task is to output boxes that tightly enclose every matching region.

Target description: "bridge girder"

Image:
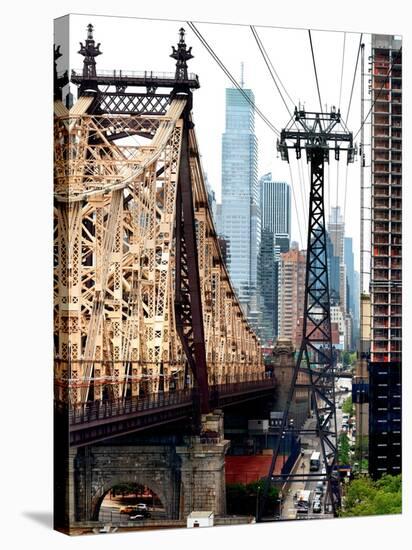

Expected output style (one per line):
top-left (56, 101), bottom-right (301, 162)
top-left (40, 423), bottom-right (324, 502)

top-left (54, 96), bottom-right (263, 409)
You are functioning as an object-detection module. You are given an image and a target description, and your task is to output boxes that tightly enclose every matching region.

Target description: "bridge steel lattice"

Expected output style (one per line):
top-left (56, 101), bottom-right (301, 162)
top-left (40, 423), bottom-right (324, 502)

top-left (53, 27), bottom-right (264, 434)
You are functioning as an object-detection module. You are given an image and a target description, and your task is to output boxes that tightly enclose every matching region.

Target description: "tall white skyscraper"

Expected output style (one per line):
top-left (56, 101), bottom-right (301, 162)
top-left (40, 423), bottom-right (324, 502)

top-left (221, 86), bottom-right (259, 321)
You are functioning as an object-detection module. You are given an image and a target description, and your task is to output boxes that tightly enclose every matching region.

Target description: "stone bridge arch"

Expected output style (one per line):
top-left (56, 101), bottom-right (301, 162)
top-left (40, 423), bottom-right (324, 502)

top-left (75, 445), bottom-right (181, 521)
top-left (92, 475), bottom-right (168, 520)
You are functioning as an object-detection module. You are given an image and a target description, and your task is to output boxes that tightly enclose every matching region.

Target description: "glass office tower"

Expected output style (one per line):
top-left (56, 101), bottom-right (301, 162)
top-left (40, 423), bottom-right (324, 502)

top-left (221, 87), bottom-right (259, 321)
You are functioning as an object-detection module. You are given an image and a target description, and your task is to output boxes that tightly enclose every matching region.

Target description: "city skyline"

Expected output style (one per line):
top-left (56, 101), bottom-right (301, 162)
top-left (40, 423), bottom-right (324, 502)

top-left (57, 14), bottom-right (365, 264)
top-left (51, 14), bottom-right (402, 535)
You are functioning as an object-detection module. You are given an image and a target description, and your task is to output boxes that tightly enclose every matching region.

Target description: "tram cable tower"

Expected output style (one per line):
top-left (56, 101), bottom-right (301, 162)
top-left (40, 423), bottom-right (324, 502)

top-left (258, 107), bottom-right (356, 520)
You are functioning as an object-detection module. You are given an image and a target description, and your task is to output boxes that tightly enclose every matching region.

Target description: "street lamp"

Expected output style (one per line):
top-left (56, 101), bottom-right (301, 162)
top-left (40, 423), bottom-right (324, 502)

top-left (256, 484), bottom-right (260, 520)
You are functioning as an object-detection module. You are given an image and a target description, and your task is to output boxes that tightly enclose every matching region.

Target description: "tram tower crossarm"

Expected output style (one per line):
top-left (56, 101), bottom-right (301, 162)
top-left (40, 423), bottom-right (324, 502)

top-left (277, 107), bottom-right (356, 164)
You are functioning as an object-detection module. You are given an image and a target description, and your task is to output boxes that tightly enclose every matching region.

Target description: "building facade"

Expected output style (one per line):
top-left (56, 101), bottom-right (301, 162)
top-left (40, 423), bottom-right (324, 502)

top-left (257, 175), bottom-right (291, 344)
top-left (221, 87), bottom-right (259, 321)
top-left (328, 207), bottom-right (347, 312)
top-left (368, 34), bottom-right (402, 479)
top-left (278, 245), bottom-right (306, 348)
top-left (259, 174), bottom-right (291, 237)
top-left (344, 237), bottom-right (360, 349)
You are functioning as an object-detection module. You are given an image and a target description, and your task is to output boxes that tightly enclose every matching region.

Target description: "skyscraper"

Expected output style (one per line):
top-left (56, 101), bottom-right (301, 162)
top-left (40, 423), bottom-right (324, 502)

top-left (327, 206), bottom-right (348, 347)
top-left (257, 227), bottom-right (277, 344)
top-left (257, 174), bottom-right (292, 344)
top-left (221, 86), bottom-right (259, 320)
top-left (278, 245), bottom-right (306, 348)
top-left (260, 174), bottom-right (291, 237)
top-left (326, 231), bottom-right (341, 305)
top-left (368, 34), bottom-right (402, 479)
top-left (344, 237), bottom-right (359, 348)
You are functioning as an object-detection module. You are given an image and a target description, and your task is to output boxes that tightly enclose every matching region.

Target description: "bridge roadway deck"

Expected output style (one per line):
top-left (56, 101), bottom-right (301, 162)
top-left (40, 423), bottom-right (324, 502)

top-left (56, 378), bottom-right (277, 447)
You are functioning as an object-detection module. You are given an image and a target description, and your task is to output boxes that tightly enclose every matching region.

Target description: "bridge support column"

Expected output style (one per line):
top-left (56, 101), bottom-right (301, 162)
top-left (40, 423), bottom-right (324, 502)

top-left (176, 410), bottom-right (230, 518)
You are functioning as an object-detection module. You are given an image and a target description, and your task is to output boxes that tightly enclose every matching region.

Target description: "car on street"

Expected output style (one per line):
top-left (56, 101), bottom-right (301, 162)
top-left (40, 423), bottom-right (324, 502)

top-left (129, 509), bottom-right (151, 520)
top-left (313, 500), bottom-right (322, 513)
top-left (120, 505), bottom-right (137, 514)
top-left (315, 481), bottom-right (324, 496)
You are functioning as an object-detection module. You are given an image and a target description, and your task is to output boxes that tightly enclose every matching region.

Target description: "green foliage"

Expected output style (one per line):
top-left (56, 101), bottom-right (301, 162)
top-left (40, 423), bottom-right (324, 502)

top-left (352, 436), bottom-right (369, 470)
top-left (340, 475), bottom-right (402, 517)
top-left (338, 432), bottom-right (351, 464)
top-left (111, 483), bottom-right (144, 497)
top-left (341, 351), bottom-right (356, 367)
top-left (342, 395), bottom-right (354, 415)
top-left (226, 480), bottom-right (279, 516)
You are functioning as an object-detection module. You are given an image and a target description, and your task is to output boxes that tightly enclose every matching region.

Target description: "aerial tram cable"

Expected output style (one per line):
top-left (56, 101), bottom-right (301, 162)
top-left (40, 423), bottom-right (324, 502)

top-left (250, 25), bottom-right (295, 118)
top-left (345, 34), bottom-right (363, 125)
top-left (338, 32), bottom-right (347, 109)
top-left (353, 46), bottom-right (402, 140)
top-left (296, 156), bottom-right (308, 231)
top-left (308, 29), bottom-right (323, 112)
top-left (252, 25), bottom-right (296, 107)
top-left (288, 163), bottom-right (304, 247)
top-left (188, 20), bottom-right (310, 237)
top-left (250, 24), bottom-right (310, 227)
top-left (187, 21), bottom-right (281, 136)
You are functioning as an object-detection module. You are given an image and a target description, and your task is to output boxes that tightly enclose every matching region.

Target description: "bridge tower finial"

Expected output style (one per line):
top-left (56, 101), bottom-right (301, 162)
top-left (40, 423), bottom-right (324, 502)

top-left (170, 27), bottom-right (193, 81)
top-left (78, 23), bottom-right (102, 81)
top-left (54, 44), bottom-right (68, 101)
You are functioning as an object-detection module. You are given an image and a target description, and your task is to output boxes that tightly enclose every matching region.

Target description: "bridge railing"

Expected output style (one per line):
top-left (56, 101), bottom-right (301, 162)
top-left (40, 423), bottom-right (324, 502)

top-left (67, 388), bottom-right (193, 426)
top-left (71, 69), bottom-right (199, 82)
top-left (57, 375), bottom-right (277, 427)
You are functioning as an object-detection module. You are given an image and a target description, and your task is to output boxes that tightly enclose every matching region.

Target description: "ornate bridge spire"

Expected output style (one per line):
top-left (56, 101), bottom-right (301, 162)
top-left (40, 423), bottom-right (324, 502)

top-left (78, 23), bottom-right (102, 80)
top-left (170, 27), bottom-right (193, 81)
top-left (54, 45), bottom-right (68, 101)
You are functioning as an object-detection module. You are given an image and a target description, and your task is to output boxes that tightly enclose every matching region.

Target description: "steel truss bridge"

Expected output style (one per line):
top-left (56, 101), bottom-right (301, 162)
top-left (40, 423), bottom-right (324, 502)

top-left (54, 26), bottom-right (273, 446)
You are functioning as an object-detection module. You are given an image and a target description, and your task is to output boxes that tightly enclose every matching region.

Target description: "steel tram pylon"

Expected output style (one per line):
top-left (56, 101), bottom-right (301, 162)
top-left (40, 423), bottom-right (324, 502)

top-left (258, 108), bottom-right (356, 520)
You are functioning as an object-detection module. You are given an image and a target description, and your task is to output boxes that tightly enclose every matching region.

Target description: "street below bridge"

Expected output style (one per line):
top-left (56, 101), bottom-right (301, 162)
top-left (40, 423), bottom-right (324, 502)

top-left (277, 378), bottom-right (352, 521)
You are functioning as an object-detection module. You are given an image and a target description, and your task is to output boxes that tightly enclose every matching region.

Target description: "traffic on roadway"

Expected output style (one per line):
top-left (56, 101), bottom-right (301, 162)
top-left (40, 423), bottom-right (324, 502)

top-left (277, 377), bottom-right (352, 521)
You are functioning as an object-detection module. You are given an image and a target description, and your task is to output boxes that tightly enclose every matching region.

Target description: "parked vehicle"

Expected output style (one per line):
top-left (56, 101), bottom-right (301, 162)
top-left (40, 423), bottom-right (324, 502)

top-left (295, 490), bottom-right (312, 514)
top-left (129, 510), bottom-right (151, 520)
top-left (310, 451), bottom-right (321, 471)
top-left (120, 506), bottom-right (137, 514)
top-left (315, 481), bottom-right (324, 495)
top-left (313, 500), bottom-right (322, 513)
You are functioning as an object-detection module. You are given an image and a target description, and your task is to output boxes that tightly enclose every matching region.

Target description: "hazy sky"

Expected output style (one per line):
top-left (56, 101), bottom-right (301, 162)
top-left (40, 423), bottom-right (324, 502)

top-left (55, 14), bottom-right (378, 274)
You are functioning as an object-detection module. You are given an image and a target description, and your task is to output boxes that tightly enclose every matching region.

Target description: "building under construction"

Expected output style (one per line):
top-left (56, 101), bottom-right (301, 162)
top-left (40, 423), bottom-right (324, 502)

top-left (368, 34), bottom-right (402, 479)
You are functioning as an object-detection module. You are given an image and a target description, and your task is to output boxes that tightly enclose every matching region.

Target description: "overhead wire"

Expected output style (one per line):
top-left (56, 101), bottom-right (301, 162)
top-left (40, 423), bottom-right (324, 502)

top-left (342, 163), bottom-right (349, 227)
top-left (188, 20), bottom-right (310, 248)
top-left (252, 26), bottom-right (296, 107)
top-left (250, 25), bottom-right (295, 118)
top-left (341, 35), bottom-right (363, 232)
top-left (288, 163), bottom-right (304, 247)
top-left (353, 46), bottom-right (402, 140)
top-left (338, 33), bottom-right (347, 109)
top-left (249, 24), bottom-right (307, 240)
top-left (308, 29), bottom-right (323, 112)
top-left (345, 33), bottom-right (363, 125)
top-left (296, 156), bottom-right (308, 231)
top-left (187, 21), bottom-right (280, 136)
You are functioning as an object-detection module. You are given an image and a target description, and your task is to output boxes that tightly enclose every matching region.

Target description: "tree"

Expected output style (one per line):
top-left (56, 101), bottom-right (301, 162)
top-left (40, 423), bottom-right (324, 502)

top-left (341, 351), bottom-right (356, 368)
top-left (338, 432), bottom-right (351, 464)
top-left (340, 475), bottom-right (401, 517)
top-left (342, 395), bottom-right (354, 415)
top-left (226, 480), bottom-right (279, 516)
